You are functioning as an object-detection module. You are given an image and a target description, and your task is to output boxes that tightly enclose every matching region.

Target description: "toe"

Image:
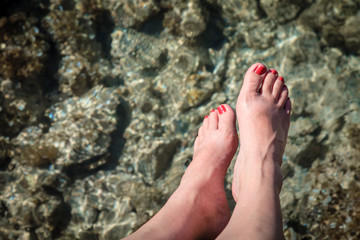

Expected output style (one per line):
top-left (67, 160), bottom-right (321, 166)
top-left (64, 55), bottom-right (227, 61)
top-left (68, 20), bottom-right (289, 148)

top-left (273, 76), bottom-right (285, 101)
top-left (208, 109), bottom-right (219, 130)
top-left (218, 104), bottom-right (237, 131)
top-left (284, 97), bottom-right (291, 115)
top-left (241, 63), bottom-right (267, 94)
top-left (262, 69), bottom-right (278, 95)
top-left (277, 85), bottom-right (289, 108)
top-left (203, 115), bottom-right (209, 129)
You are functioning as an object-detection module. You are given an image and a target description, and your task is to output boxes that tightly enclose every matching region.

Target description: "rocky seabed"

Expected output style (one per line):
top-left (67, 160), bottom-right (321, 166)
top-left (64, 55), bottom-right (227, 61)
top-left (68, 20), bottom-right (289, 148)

top-left (0, 0), bottom-right (359, 239)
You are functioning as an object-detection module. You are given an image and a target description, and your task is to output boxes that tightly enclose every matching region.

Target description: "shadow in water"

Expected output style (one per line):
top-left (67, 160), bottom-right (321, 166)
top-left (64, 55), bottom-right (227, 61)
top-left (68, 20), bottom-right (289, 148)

top-left (199, 1), bottom-right (228, 51)
top-left (93, 9), bottom-right (115, 60)
top-left (106, 97), bottom-right (132, 169)
top-left (139, 10), bottom-right (165, 36)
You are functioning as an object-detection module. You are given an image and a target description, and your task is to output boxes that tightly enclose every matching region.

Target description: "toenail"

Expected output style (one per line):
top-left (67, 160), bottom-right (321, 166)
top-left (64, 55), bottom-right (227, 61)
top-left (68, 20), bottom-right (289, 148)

top-left (220, 105), bottom-right (227, 112)
top-left (211, 109), bottom-right (215, 113)
top-left (254, 64), bottom-right (266, 75)
top-left (278, 76), bottom-right (284, 82)
top-left (204, 115), bottom-right (208, 119)
top-left (217, 106), bottom-right (224, 114)
top-left (270, 69), bottom-right (278, 75)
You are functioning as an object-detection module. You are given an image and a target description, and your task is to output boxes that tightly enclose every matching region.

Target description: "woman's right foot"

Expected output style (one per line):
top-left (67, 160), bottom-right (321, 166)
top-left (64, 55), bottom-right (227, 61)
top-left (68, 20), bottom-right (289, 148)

top-left (217, 63), bottom-right (291, 240)
top-left (232, 63), bottom-right (291, 201)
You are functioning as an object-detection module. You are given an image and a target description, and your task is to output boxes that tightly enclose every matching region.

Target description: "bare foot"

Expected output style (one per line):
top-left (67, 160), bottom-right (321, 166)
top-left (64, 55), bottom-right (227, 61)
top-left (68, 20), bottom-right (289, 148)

top-left (217, 63), bottom-right (290, 240)
top-left (178, 104), bottom-right (239, 238)
top-left (232, 63), bottom-right (291, 201)
top-left (125, 104), bottom-right (238, 240)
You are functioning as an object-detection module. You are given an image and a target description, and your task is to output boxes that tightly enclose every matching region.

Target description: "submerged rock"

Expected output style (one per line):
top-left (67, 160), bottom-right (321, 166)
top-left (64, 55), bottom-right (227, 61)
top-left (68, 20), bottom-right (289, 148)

top-left (63, 171), bottom-right (165, 238)
top-left (342, 13), bottom-right (360, 54)
top-left (179, 1), bottom-right (207, 38)
top-left (0, 166), bottom-right (69, 238)
top-left (105, 0), bottom-right (160, 29)
top-left (0, 13), bottom-right (48, 79)
top-left (260, 0), bottom-right (312, 23)
top-left (13, 86), bottom-right (121, 168)
top-left (0, 11), bottom-right (49, 137)
top-left (111, 27), bottom-right (219, 111)
top-left (0, 0), bottom-right (360, 239)
top-left (299, 0), bottom-right (360, 52)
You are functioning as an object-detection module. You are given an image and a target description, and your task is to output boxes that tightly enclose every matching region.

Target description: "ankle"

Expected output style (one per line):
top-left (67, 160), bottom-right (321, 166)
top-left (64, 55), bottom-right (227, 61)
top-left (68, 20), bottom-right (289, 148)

top-left (168, 186), bottom-right (224, 239)
top-left (181, 160), bottom-right (226, 188)
top-left (237, 153), bottom-right (283, 193)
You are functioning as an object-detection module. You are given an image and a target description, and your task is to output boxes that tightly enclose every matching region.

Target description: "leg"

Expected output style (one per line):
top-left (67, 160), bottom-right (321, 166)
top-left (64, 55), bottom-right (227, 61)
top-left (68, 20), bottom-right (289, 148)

top-left (218, 63), bottom-right (291, 240)
top-left (124, 105), bottom-right (238, 240)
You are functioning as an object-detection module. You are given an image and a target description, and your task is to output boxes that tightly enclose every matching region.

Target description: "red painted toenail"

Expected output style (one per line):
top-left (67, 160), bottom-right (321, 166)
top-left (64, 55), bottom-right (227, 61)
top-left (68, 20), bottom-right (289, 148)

top-left (220, 105), bottom-right (227, 112)
top-left (278, 76), bottom-right (284, 82)
top-left (211, 109), bottom-right (215, 113)
top-left (204, 115), bottom-right (208, 119)
top-left (254, 64), bottom-right (266, 75)
top-left (270, 69), bottom-right (278, 75)
top-left (217, 106), bottom-right (223, 114)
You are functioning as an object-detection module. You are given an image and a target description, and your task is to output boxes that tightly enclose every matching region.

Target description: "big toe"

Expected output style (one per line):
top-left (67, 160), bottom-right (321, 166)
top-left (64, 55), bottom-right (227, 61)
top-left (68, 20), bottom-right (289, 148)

top-left (217, 104), bottom-right (236, 131)
top-left (240, 63), bottom-right (267, 95)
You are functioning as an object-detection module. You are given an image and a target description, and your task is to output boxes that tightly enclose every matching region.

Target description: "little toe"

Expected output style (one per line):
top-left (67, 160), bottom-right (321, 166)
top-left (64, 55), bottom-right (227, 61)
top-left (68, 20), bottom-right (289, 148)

top-left (218, 104), bottom-right (237, 131)
top-left (273, 76), bottom-right (285, 101)
top-left (284, 97), bottom-right (292, 115)
top-left (262, 69), bottom-right (278, 95)
top-left (208, 109), bottom-right (219, 130)
top-left (241, 63), bottom-right (267, 94)
top-left (277, 85), bottom-right (289, 108)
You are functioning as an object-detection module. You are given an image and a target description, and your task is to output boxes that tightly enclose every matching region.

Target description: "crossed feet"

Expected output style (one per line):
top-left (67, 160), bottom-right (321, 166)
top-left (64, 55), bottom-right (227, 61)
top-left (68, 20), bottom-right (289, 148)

top-left (124, 63), bottom-right (291, 240)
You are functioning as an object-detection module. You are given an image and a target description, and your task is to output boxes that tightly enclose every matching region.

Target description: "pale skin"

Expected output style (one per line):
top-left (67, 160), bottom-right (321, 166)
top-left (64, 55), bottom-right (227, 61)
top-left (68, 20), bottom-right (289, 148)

top-left (124, 63), bottom-right (291, 240)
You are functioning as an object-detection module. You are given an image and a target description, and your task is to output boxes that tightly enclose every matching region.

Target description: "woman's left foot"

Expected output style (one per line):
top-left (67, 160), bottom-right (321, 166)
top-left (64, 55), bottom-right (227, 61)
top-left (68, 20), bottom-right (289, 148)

top-left (126, 104), bottom-right (238, 240)
top-left (174, 104), bottom-right (239, 239)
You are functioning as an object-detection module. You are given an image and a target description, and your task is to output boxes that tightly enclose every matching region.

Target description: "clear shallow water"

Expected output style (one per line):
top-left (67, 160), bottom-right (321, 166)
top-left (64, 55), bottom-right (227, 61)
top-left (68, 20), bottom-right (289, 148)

top-left (0, 0), bottom-right (359, 239)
